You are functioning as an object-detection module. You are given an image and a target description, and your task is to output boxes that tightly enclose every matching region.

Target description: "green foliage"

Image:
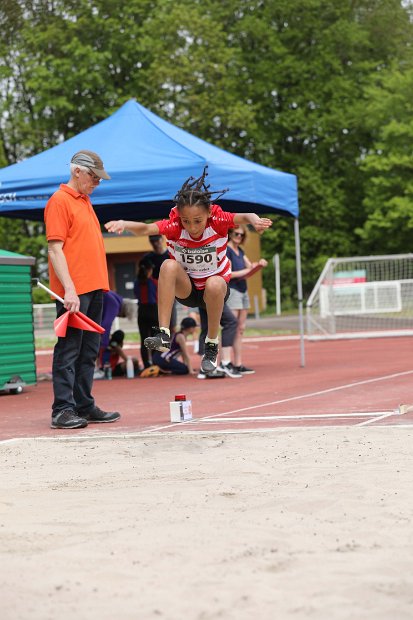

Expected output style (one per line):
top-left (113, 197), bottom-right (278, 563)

top-left (32, 286), bottom-right (52, 304)
top-left (0, 219), bottom-right (48, 280)
top-left (1, 0), bottom-right (412, 307)
top-left (356, 65), bottom-right (413, 253)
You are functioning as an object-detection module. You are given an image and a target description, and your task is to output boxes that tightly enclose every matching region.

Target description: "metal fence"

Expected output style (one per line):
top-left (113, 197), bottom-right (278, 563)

top-left (306, 254), bottom-right (413, 340)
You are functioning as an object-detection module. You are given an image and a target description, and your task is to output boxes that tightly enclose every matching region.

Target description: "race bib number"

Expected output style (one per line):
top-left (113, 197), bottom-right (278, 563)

top-left (175, 246), bottom-right (217, 273)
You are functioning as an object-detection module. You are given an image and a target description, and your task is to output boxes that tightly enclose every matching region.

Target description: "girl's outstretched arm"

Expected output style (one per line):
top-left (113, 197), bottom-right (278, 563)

top-left (233, 213), bottom-right (272, 232)
top-left (104, 220), bottom-right (160, 236)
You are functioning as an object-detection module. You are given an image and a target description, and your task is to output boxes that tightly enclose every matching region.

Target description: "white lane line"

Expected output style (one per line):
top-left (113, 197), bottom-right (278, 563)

top-left (356, 412), bottom-right (395, 427)
top-left (193, 369), bottom-right (413, 421)
top-left (142, 410), bottom-right (398, 434)
top-left (1, 411), bottom-right (411, 445)
top-left (195, 411), bottom-right (394, 422)
top-left (143, 370), bottom-right (413, 433)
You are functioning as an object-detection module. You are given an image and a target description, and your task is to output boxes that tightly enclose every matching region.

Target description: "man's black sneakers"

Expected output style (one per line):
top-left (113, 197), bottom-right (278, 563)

top-left (144, 327), bottom-right (171, 352)
top-left (201, 342), bottom-right (219, 373)
top-left (51, 409), bottom-right (88, 429)
top-left (79, 406), bottom-right (121, 424)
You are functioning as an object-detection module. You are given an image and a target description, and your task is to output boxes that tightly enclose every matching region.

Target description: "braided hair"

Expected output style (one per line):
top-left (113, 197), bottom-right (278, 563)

top-left (174, 166), bottom-right (228, 211)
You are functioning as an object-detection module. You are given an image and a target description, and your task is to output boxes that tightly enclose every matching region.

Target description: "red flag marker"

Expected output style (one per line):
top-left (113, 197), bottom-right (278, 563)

top-left (33, 279), bottom-right (105, 338)
top-left (54, 311), bottom-right (105, 337)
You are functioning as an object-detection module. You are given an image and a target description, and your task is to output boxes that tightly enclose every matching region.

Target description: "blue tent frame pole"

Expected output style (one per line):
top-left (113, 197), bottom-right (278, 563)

top-left (294, 217), bottom-right (306, 367)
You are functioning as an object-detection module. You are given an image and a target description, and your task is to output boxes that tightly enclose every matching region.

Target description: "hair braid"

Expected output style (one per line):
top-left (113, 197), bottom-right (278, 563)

top-left (174, 165), bottom-right (228, 211)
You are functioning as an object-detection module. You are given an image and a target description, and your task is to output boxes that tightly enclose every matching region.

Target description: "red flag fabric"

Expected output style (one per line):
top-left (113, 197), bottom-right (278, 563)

top-left (54, 312), bottom-right (70, 337)
top-left (68, 312), bottom-right (105, 333)
top-left (54, 310), bottom-right (105, 338)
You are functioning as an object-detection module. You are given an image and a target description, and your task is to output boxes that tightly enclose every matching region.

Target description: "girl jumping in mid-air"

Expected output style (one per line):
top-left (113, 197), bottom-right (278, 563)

top-left (105, 167), bottom-right (272, 374)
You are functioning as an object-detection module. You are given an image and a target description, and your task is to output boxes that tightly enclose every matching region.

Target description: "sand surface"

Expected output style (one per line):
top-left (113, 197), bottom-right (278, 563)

top-left (1, 427), bottom-right (413, 620)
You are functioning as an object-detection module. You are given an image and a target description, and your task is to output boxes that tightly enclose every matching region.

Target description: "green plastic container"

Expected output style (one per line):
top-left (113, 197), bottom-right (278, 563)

top-left (0, 250), bottom-right (37, 393)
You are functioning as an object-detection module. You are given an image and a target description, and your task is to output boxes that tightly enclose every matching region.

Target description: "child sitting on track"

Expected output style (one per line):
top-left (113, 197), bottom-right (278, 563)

top-left (105, 167), bottom-right (272, 374)
top-left (100, 329), bottom-right (141, 377)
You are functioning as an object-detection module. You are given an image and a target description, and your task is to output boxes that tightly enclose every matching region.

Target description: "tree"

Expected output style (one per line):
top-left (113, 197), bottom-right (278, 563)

top-left (0, 218), bottom-right (48, 279)
top-left (356, 66), bottom-right (413, 253)
top-left (1, 0), bottom-right (412, 306)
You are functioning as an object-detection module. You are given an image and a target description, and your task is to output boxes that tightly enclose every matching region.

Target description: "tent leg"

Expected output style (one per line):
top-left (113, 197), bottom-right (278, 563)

top-left (294, 218), bottom-right (306, 367)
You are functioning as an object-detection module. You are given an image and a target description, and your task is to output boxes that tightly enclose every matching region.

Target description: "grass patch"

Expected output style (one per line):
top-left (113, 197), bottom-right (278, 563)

top-left (244, 328), bottom-right (296, 337)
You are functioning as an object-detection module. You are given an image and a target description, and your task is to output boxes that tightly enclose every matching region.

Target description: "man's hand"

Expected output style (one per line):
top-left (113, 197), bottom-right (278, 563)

top-left (64, 289), bottom-right (80, 313)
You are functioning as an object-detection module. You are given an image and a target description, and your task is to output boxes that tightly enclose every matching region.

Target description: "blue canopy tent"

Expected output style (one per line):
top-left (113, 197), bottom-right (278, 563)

top-left (0, 99), bottom-right (305, 364)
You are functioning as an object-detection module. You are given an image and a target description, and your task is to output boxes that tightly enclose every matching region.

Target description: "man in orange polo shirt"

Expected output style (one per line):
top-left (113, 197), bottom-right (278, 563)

top-left (45, 149), bottom-right (121, 429)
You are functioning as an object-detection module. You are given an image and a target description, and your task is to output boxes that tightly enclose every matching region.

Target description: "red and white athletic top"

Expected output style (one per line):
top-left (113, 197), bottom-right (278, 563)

top-left (156, 204), bottom-right (236, 290)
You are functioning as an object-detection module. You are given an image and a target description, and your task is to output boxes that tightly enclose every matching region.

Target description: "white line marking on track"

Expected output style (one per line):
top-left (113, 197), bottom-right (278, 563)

top-left (195, 411), bottom-right (394, 422)
top-left (2, 415), bottom-right (413, 444)
top-left (17, 367), bottom-right (409, 440)
top-left (143, 370), bottom-right (413, 433)
top-left (356, 412), bottom-right (395, 427)
top-left (194, 369), bottom-right (413, 421)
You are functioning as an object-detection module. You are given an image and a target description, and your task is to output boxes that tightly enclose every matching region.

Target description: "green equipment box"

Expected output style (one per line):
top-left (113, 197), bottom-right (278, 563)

top-left (0, 250), bottom-right (37, 393)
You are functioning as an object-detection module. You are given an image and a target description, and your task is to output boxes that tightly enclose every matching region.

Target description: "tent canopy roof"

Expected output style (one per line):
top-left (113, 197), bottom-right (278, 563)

top-left (0, 99), bottom-right (298, 222)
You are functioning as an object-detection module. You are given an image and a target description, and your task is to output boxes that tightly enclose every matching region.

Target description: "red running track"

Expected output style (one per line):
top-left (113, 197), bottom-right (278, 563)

top-left (1, 336), bottom-right (413, 441)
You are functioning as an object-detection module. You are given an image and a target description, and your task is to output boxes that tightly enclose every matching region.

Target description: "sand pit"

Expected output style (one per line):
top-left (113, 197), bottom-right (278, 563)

top-left (1, 427), bottom-right (413, 619)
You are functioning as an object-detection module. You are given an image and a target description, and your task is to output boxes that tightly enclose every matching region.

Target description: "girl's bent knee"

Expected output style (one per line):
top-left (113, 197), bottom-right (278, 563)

top-left (204, 276), bottom-right (227, 295)
top-left (159, 259), bottom-right (181, 278)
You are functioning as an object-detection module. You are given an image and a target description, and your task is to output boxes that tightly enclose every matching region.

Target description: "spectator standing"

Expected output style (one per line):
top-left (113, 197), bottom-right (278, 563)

top-left (45, 149), bottom-right (121, 429)
top-left (198, 305), bottom-right (241, 378)
top-left (144, 235), bottom-right (169, 279)
top-left (96, 290), bottom-right (137, 377)
top-left (144, 234), bottom-right (178, 332)
top-left (225, 225), bottom-right (268, 374)
top-left (134, 258), bottom-right (159, 368)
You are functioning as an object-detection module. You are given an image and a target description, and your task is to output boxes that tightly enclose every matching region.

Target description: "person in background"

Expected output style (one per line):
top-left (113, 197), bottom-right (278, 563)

top-left (134, 258), bottom-right (158, 368)
top-left (198, 304), bottom-right (241, 379)
top-left (44, 149), bottom-right (121, 429)
top-left (144, 235), bottom-right (169, 279)
top-left (144, 234), bottom-right (178, 332)
top-left (95, 290), bottom-right (137, 378)
top-left (152, 318), bottom-right (198, 375)
top-left (225, 225), bottom-right (268, 374)
top-left (100, 329), bottom-right (140, 377)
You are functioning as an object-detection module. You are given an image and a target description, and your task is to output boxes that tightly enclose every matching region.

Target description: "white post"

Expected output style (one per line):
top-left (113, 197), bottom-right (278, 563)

top-left (273, 253), bottom-right (281, 315)
top-left (294, 218), bottom-right (306, 367)
top-left (253, 295), bottom-right (260, 319)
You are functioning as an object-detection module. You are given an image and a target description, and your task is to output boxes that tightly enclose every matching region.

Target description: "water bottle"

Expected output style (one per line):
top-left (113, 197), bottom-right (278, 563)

top-left (103, 362), bottom-right (112, 380)
top-left (126, 356), bottom-right (134, 379)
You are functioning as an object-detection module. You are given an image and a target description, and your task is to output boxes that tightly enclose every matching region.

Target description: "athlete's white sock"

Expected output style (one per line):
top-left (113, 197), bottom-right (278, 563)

top-left (205, 336), bottom-right (219, 345)
top-left (159, 327), bottom-right (170, 337)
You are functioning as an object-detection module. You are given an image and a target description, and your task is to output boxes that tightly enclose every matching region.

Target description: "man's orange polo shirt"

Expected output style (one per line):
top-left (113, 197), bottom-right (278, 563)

top-left (44, 184), bottom-right (109, 298)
